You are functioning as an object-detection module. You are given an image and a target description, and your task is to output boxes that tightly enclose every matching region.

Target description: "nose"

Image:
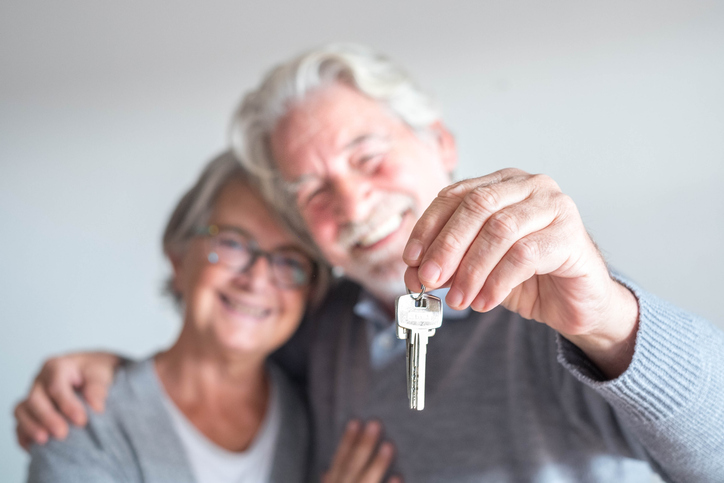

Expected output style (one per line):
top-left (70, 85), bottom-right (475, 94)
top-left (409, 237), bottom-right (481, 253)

top-left (331, 174), bottom-right (374, 223)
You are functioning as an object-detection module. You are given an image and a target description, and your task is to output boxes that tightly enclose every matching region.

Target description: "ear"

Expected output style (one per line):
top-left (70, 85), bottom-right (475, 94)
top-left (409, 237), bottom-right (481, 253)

top-left (429, 121), bottom-right (458, 173)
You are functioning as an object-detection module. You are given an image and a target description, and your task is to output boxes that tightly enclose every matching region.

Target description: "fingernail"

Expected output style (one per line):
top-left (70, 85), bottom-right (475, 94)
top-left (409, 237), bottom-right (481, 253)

top-left (471, 296), bottom-right (485, 312)
top-left (418, 261), bottom-right (441, 285)
top-left (446, 288), bottom-right (463, 308)
top-left (73, 411), bottom-right (86, 425)
top-left (403, 240), bottom-right (423, 262)
top-left (346, 419), bottom-right (360, 432)
top-left (365, 420), bottom-right (381, 435)
top-left (380, 442), bottom-right (394, 456)
top-left (36, 432), bottom-right (48, 445)
top-left (91, 400), bottom-right (105, 413)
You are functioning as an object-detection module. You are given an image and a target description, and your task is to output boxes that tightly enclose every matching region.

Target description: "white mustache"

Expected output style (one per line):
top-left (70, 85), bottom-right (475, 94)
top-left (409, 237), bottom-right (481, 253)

top-left (337, 194), bottom-right (416, 249)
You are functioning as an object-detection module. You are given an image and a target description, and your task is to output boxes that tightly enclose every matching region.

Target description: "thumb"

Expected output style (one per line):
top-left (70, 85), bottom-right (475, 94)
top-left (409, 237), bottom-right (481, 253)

top-left (81, 365), bottom-right (114, 413)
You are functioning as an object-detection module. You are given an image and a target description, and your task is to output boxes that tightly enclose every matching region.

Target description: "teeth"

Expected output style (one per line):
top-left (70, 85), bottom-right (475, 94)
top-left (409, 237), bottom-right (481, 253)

top-left (358, 213), bottom-right (403, 247)
top-left (224, 297), bottom-right (268, 318)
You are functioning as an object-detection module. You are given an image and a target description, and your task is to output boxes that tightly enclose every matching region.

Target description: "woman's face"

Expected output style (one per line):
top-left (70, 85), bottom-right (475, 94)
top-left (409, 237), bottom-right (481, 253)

top-left (172, 179), bottom-right (311, 359)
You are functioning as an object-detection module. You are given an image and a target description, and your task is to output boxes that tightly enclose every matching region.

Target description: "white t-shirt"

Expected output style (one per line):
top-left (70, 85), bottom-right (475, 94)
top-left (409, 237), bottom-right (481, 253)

top-left (159, 372), bottom-right (281, 483)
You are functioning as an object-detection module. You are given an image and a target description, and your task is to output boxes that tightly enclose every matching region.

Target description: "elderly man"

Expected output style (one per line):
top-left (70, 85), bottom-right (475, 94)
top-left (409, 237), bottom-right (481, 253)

top-left (16, 44), bottom-right (724, 482)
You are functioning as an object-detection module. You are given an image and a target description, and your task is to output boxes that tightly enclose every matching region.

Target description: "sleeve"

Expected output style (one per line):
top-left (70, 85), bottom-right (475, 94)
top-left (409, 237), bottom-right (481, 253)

top-left (27, 409), bottom-right (136, 483)
top-left (557, 277), bottom-right (724, 482)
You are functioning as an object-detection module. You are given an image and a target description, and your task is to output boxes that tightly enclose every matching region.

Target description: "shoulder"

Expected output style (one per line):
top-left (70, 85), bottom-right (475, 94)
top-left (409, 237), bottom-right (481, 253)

top-left (28, 357), bottom-right (194, 483)
top-left (27, 359), bottom-right (154, 483)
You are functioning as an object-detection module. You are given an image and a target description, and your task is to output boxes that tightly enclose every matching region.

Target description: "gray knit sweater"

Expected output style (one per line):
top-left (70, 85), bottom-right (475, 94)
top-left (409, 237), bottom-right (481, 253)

top-left (27, 358), bottom-right (311, 483)
top-left (301, 276), bottom-right (724, 482)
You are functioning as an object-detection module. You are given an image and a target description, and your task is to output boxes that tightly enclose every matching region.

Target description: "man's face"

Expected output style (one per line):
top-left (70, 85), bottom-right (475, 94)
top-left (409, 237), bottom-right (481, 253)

top-left (270, 82), bottom-right (457, 296)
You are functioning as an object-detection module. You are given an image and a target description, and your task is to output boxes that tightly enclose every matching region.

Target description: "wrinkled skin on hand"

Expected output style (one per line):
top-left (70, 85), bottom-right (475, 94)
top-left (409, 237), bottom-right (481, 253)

top-left (403, 168), bottom-right (639, 378)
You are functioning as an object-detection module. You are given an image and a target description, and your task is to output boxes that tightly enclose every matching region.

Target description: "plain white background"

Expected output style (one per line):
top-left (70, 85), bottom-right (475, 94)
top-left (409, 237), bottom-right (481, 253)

top-left (1, 1), bottom-right (722, 481)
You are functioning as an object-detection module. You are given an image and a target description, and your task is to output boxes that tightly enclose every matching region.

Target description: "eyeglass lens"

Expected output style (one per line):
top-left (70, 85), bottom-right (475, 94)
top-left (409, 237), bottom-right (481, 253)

top-left (209, 229), bottom-right (312, 287)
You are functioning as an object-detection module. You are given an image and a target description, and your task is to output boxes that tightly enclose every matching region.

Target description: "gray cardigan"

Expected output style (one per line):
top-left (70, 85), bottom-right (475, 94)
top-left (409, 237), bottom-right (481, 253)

top-left (305, 276), bottom-right (724, 481)
top-left (27, 358), bottom-right (311, 483)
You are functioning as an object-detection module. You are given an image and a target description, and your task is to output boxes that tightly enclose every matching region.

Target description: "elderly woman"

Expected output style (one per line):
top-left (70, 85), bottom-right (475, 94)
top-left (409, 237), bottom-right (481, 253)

top-left (24, 152), bottom-right (396, 483)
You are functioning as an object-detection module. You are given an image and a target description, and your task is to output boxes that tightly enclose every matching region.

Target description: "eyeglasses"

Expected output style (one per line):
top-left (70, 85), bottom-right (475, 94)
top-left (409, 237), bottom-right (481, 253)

top-left (195, 225), bottom-right (316, 289)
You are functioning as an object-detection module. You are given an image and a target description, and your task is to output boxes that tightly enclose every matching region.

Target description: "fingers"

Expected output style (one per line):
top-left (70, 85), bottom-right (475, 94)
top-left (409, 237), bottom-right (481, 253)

top-left (326, 420), bottom-right (363, 482)
top-left (82, 362), bottom-right (115, 413)
top-left (14, 402), bottom-right (49, 450)
top-left (472, 213), bottom-right (585, 314)
top-left (37, 358), bottom-right (88, 426)
top-left (325, 420), bottom-right (397, 483)
top-left (13, 351), bottom-right (120, 453)
top-left (405, 170), bottom-right (546, 291)
top-left (445, 192), bottom-right (563, 310)
top-left (21, 384), bottom-right (70, 440)
top-left (343, 421), bottom-right (383, 481)
top-left (404, 170), bottom-right (577, 312)
top-left (46, 377), bottom-right (89, 426)
top-left (473, 230), bottom-right (558, 313)
top-left (358, 442), bottom-right (395, 483)
top-left (16, 423), bottom-right (36, 452)
top-left (403, 169), bottom-right (522, 272)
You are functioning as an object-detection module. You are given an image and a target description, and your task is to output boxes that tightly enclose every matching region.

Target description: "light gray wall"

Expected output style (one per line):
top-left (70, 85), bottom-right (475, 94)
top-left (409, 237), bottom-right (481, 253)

top-left (1, 0), bottom-right (722, 481)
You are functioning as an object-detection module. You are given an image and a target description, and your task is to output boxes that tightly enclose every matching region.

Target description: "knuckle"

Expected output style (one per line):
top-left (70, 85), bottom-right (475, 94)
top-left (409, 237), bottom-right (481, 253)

top-left (485, 211), bottom-right (519, 243)
top-left (42, 357), bottom-right (66, 378)
top-left (435, 230), bottom-right (467, 257)
top-left (499, 167), bottom-right (525, 178)
top-left (530, 172), bottom-right (549, 184)
top-left (530, 173), bottom-right (558, 189)
top-left (46, 381), bottom-right (65, 399)
top-left (510, 239), bottom-right (539, 266)
top-left (437, 179), bottom-right (469, 200)
top-left (28, 383), bottom-right (44, 401)
top-left (554, 192), bottom-right (576, 213)
top-left (456, 256), bottom-right (488, 287)
top-left (44, 356), bottom-right (62, 370)
top-left (13, 402), bottom-right (24, 418)
top-left (465, 186), bottom-right (500, 213)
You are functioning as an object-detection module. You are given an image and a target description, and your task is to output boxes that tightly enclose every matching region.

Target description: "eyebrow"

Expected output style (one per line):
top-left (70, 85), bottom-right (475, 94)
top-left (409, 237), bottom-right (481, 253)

top-left (214, 224), bottom-right (309, 255)
top-left (283, 134), bottom-right (389, 193)
top-left (344, 133), bottom-right (384, 151)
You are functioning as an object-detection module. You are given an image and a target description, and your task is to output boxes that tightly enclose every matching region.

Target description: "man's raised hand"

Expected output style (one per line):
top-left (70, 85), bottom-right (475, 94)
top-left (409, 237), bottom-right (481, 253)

top-left (402, 168), bottom-right (639, 378)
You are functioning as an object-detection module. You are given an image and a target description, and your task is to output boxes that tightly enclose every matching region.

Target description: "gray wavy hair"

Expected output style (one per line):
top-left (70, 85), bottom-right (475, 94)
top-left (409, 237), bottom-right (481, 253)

top-left (162, 150), bottom-right (330, 308)
top-left (229, 43), bottom-right (441, 244)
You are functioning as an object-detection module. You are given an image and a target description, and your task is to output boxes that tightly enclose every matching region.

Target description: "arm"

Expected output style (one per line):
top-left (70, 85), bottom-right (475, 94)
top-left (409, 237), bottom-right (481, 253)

top-left (15, 352), bottom-right (122, 450)
top-left (558, 278), bottom-right (724, 481)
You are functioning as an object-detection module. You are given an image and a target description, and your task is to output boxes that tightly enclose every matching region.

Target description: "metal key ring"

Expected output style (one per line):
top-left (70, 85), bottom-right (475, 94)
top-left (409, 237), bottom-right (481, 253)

top-left (406, 284), bottom-right (426, 301)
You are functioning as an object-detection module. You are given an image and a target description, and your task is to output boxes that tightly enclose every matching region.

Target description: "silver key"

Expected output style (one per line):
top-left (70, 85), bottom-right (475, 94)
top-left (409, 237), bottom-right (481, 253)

top-left (396, 286), bottom-right (443, 410)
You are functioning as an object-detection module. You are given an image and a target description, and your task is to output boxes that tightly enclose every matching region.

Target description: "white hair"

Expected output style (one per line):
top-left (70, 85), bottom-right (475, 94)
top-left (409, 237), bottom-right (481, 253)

top-left (228, 43), bottom-right (441, 239)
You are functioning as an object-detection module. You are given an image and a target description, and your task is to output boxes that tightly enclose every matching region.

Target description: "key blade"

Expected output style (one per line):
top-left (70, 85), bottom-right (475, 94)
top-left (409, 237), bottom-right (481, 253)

top-left (405, 334), bottom-right (412, 406)
top-left (410, 330), bottom-right (429, 410)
